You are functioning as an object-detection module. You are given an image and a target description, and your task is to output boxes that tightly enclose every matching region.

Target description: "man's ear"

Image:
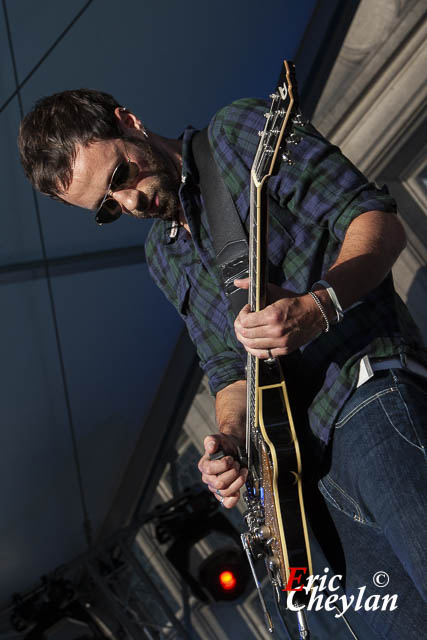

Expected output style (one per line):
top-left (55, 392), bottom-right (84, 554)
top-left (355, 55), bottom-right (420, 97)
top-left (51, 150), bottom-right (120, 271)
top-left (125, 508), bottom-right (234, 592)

top-left (114, 107), bottom-right (143, 132)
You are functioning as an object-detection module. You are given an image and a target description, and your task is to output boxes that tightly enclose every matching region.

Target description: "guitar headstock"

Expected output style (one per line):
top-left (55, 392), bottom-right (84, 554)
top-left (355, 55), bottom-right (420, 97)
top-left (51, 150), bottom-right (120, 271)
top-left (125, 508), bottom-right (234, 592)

top-left (252, 60), bottom-right (303, 185)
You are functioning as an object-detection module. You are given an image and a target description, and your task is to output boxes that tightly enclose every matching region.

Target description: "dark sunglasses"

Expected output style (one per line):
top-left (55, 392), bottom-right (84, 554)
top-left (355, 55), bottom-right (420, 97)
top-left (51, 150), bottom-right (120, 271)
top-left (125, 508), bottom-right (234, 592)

top-left (95, 157), bottom-right (139, 225)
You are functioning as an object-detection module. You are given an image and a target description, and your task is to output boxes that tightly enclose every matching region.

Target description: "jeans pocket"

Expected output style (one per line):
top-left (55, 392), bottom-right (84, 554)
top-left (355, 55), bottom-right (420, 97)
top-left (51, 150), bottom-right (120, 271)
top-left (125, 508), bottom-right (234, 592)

top-left (384, 379), bottom-right (427, 456)
top-left (318, 475), bottom-right (374, 526)
top-left (335, 388), bottom-right (395, 430)
top-left (336, 382), bottom-right (426, 456)
top-left (323, 373), bottom-right (427, 532)
top-left (335, 369), bottom-right (427, 453)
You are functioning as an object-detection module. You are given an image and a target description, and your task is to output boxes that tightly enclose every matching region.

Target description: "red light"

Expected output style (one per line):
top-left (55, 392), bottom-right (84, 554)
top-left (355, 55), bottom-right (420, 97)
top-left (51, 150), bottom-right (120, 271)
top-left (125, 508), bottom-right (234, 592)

top-left (219, 570), bottom-right (237, 591)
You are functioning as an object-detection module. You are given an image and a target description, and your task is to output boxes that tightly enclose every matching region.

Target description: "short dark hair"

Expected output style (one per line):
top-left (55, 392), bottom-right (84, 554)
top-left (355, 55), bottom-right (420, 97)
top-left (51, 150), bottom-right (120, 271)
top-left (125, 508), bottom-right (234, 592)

top-left (18, 88), bottom-right (123, 198)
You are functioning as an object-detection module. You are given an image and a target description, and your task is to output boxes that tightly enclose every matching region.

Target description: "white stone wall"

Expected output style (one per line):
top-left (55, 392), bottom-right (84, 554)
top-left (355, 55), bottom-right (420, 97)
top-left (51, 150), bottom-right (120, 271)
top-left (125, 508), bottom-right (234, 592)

top-left (313, 0), bottom-right (427, 342)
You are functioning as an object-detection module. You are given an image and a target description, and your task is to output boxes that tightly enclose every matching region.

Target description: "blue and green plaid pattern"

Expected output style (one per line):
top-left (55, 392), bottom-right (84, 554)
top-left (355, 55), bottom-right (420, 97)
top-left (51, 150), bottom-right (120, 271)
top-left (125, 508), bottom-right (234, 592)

top-left (145, 99), bottom-right (427, 444)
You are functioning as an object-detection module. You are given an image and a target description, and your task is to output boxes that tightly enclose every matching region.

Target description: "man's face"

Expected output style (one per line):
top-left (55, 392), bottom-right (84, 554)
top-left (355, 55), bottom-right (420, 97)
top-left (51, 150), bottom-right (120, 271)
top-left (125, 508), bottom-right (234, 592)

top-left (62, 132), bottom-right (181, 223)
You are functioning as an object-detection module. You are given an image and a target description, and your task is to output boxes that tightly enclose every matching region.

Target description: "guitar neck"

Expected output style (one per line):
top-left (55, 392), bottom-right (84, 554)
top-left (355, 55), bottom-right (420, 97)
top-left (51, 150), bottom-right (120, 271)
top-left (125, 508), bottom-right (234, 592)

top-left (246, 175), bottom-right (268, 462)
top-left (249, 177), bottom-right (269, 313)
top-left (245, 59), bottom-right (298, 470)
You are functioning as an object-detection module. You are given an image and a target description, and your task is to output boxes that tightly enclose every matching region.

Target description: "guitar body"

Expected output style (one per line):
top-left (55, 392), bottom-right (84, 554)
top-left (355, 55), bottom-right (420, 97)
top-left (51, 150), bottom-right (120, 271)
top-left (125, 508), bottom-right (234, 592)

top-left (257, 357), bottom-right (312, 589)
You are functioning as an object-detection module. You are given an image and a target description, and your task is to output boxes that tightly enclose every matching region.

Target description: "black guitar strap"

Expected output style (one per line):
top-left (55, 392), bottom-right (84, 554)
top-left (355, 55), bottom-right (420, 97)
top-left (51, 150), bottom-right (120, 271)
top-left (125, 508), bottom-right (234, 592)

top-left (192, 128), bottom-right (249, 317)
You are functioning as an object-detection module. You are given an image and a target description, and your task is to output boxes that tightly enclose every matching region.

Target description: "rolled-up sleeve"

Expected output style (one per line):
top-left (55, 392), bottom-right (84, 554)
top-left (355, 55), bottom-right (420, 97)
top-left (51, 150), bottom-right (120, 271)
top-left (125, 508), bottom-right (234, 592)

top-left (199, 351), bottom-right (246, 395)
top-left (146, 221), bottom-right (246, 396)
top-left (268, 122), bottom-right (397, 243)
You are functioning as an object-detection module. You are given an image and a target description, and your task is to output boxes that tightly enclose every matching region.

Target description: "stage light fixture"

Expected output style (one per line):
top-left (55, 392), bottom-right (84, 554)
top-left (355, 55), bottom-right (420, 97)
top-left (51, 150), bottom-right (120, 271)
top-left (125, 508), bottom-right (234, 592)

top-left (219, 570), bottom-right (237, 591)
top-left (198, 547), bottom-right (250, 601)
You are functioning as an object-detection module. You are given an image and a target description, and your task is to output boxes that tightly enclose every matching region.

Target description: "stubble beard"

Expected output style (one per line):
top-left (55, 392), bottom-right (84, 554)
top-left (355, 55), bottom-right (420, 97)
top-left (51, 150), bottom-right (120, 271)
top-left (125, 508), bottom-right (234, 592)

top-left (123, 135), bottom-right (181, 222)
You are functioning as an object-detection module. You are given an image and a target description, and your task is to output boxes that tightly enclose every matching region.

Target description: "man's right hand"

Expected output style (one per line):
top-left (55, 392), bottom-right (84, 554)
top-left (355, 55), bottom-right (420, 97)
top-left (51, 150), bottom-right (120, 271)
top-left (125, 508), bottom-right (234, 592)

top-left (198, 433), bottom-right (248, 509)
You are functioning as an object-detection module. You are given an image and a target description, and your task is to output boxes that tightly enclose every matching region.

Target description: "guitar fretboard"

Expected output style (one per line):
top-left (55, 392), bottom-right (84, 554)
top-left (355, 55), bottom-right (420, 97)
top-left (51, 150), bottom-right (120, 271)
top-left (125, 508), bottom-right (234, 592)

top-left (245, 63), bottom-right (297, 469)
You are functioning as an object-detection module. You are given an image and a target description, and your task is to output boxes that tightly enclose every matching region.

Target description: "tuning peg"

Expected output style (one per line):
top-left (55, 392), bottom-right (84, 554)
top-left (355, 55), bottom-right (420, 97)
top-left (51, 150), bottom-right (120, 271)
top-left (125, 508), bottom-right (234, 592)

top-left (282, 151), bottom-right (293, 165)
top-left (287, 133), bottom-right (301, 145)
top-left (292, 112), bottom-right (306, 126)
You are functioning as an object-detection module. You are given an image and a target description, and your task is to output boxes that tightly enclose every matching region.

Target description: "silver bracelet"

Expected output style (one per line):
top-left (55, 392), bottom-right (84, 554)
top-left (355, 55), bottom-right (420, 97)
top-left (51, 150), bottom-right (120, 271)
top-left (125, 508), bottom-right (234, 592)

top-left (308, 291), bottom-right (330, 333)
top-left (312, 280), bottom-right (344, 323)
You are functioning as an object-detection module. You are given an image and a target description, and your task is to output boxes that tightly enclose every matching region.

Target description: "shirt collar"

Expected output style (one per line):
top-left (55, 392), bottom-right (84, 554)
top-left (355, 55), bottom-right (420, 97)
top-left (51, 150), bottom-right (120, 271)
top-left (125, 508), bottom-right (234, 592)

top-left (163, 126), bottom-right (200, 243)
top-left (180, 125), bottom-right (200, 187)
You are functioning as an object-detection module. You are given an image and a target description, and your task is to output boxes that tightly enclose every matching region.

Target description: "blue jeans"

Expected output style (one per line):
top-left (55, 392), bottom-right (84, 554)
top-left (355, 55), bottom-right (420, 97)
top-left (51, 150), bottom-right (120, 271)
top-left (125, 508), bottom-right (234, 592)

top-left (312, 369), bottom-right (427, 639)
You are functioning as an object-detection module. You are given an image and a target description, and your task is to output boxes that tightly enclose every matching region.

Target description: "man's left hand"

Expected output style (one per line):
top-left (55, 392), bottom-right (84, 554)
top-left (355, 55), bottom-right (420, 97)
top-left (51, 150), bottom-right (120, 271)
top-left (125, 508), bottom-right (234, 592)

top-left (234, 278), bottom-right (325, 358)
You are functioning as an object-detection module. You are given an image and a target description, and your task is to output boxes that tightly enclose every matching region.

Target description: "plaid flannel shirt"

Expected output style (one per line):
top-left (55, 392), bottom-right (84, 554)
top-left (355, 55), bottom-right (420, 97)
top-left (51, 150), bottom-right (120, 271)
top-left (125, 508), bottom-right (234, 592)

top-left (145, 98), bottom-right (427, 444)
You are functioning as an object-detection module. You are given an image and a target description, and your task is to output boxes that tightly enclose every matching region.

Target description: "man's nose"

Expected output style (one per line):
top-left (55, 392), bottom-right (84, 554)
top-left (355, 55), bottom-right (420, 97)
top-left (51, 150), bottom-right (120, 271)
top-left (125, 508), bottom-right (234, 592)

top-left (112, 188), bottom-right (143, 213)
